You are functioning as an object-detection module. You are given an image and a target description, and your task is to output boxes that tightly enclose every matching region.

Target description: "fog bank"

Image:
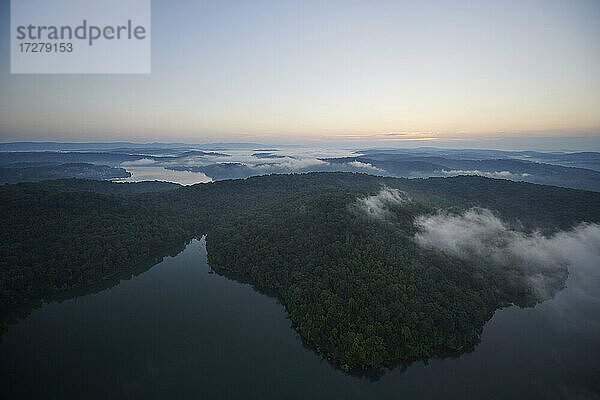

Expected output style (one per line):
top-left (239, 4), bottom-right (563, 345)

top-left (414, 208), bottom-right (600, 301)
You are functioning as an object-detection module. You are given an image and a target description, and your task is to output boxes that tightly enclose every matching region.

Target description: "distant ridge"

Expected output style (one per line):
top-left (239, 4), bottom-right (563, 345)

top-left (0, 142), bottom-right (187, 152)
top-left (0, 142), bottom-right (271, 152)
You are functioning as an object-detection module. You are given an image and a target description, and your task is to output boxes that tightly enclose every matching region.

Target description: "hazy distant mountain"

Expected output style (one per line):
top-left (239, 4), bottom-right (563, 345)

top-left (0, 151), bottom-right (144, 167)
top-left (0, 163), bottom-right (130, 184)
top-left (349, 149), bottom-right (600, 191)
top-left (0, 143), bottom-right (598, 191)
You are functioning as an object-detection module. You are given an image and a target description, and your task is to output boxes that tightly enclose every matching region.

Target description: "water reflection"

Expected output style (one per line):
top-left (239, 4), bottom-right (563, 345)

top-left (113, 166), bottom-right (212, 185)
top-left (1, 240), bottom-right (190, 335)
top-left (1, 238), bottom-right (599, 400)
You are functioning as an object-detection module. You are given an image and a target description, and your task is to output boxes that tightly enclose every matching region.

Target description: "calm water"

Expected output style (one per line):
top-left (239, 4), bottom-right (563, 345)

top-left (2, 238), bottom-right (599, 399)
top-left (113, 166), bottom-right (212, 185)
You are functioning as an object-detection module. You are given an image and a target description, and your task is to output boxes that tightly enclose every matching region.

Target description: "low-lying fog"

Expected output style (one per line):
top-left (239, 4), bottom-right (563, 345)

top-left (105, 145), bottom-right (600, 191)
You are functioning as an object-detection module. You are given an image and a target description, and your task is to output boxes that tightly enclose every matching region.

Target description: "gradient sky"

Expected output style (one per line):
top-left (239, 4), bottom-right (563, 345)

top-left (0, 0), bottom-right (599, 149)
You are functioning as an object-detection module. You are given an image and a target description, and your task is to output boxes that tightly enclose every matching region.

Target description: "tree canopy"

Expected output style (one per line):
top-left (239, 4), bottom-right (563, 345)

top-left (2, 173), bottom-right (599, 368)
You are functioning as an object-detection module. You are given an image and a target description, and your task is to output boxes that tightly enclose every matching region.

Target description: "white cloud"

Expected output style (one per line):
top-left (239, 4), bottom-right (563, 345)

top-left (414, 208), bottom-right (600, 301)
top-left (439, 169), bottom-right (530, 179)
top-left (354, 187), bottom-right (410, 220)
top-left (121, 158), bottom-right (156, 166)
top-left (347, 161), bottom-right (385, 173)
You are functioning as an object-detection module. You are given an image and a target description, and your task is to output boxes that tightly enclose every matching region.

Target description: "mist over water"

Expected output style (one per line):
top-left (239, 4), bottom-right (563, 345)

top-left (113, 165), bottom-right (212, 185)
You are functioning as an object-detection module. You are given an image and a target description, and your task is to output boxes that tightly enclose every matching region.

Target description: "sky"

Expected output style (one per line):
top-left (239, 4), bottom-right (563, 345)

top-left (0, 0), bottom-right (599, 150)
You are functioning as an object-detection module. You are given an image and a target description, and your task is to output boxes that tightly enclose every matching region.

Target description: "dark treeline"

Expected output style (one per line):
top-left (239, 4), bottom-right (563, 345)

top-left (0, 163), bottom-right (131, 184)
top-left (1, 173), bottom-right (599, 367)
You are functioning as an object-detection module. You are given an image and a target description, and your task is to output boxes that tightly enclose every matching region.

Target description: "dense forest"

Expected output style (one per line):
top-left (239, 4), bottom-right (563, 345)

top-left (2, 173), bottom-right (600, 368)
top-left (206, 191), bottom-right (509, 368)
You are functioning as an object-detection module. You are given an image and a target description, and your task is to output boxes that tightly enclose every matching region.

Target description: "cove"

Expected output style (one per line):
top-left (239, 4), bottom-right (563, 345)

top-left (1, 238), bottom-right (599, 399)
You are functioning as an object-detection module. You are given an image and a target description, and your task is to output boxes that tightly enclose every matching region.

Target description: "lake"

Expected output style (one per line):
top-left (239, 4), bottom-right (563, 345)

top-left (113, 166), bottom-right (212, 185)
top-left (2, 238), bottom-right (599, 399)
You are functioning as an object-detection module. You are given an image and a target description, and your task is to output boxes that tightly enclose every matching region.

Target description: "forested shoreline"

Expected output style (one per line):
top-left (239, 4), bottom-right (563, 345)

top-left (2, 173), bottom-right (599, 368)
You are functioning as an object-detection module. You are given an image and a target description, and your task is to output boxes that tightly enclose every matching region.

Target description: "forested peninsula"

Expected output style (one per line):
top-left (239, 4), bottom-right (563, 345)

top-left (2, 173), bottom-right (599, 369)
